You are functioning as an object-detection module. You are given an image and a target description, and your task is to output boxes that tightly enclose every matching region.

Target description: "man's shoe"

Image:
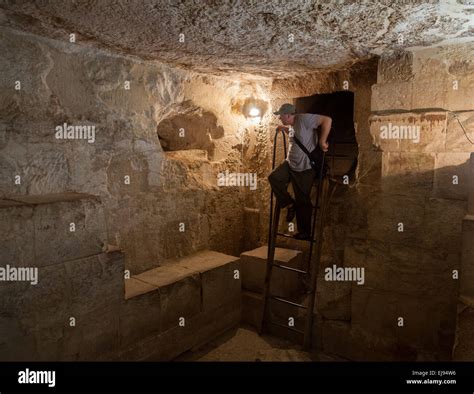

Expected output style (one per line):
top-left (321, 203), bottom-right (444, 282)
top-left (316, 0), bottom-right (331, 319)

top-left (286, 203), bottom-right (296, 222)
top-left (294, 232), bottom-right (311, 241)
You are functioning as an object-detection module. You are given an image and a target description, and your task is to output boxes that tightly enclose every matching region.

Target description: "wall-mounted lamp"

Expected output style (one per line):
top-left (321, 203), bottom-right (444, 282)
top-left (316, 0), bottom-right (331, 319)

top-left (241, 98), bottom-right (268, 124)
top-left (249, 107), bottom-right (261, 117)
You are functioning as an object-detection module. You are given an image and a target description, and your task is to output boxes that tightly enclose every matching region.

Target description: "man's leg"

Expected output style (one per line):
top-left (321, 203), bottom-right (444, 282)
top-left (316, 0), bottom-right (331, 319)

top-left (290, 169), bottom-right (316, 236)
top-left (268, 161), bottom-right (294, 208)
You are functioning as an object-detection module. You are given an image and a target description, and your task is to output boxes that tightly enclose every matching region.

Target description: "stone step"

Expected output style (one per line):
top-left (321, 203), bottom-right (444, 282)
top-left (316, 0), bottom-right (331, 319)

top-left (120, 250), bottom-right (241, 359)
top-left (242, 290), bottom-right (320, 345)
top-left (0, 192), bottom-right (107, 266)
top-left (240, 245), bottom-right (303, 298)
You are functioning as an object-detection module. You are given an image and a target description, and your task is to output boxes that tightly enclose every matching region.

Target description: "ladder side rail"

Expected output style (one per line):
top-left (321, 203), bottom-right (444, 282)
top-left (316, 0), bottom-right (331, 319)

top-left (267, 129), bottom-right (287, 251)
top-left (303, 176), bottom-right (330, 348)
top-left (259, 199), bottom-right (281, 334)
top-left (303, 149), bottom-right (328, 348)
top-left (260, 128), bottom-right (287, 334)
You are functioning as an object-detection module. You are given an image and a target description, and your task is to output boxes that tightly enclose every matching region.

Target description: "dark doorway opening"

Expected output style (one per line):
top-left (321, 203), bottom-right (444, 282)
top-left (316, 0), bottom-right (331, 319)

top-left (294, 91), bottom-right (358, 178)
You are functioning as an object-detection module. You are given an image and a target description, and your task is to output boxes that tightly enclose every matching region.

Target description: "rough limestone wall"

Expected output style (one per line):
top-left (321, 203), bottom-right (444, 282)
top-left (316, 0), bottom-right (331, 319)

top-left (454, 152), bottom-right (474, 361)
top-left (0, 26), bottom-right (272, 274)
top-left (340, 43), bottom-right (474, 361)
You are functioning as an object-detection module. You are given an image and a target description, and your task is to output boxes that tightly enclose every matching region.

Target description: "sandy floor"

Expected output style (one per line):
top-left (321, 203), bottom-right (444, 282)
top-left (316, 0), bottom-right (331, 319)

top-left (176, 325), bottom-right (343, 362)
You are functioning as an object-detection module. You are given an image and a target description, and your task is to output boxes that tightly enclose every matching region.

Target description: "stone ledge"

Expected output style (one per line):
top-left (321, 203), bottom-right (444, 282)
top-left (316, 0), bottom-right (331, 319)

top-left (125, 250), bottom-right (240, 299)
top-left (459, 295), bottom-right (474, 309)
top-left (0, 192), bottom-right (100, 208)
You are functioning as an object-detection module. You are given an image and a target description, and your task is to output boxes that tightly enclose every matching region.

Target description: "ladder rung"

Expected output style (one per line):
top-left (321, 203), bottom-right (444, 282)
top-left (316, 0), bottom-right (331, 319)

top-left (325, 153), bottom-right (352, 158)
top-left (276, 232), bottom-right (316, 243)
top-left (271, 296), bottom-right (307, 309)
top-left (268, 320), bottom-right (304, 335)
top-left (273, 263), bottom-right (308, 275)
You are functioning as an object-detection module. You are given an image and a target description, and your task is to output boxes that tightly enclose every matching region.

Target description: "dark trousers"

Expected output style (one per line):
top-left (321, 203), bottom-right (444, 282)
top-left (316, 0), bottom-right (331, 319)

top-left (268, 161), bottom-right (315, 234)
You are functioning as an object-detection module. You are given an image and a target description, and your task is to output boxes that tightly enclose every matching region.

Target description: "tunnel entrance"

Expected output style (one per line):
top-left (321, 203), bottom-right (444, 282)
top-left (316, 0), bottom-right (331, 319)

top-left (294, 91), bottom-right (358, 179)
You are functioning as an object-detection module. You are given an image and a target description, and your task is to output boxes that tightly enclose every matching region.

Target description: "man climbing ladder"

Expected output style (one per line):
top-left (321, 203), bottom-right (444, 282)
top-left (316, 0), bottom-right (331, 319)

top-left (268, 103), bottom-right (332, 240)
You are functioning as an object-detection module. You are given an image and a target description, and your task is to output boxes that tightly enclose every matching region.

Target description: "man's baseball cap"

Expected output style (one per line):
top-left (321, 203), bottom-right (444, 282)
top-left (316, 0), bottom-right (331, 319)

top-left (273, 103), bottom-right (296, 115)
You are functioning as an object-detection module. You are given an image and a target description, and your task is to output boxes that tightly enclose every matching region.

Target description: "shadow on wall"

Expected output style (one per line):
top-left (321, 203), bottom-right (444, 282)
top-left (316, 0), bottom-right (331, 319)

top-left (310, 154), bottom-right (472, 361)
top-left (157, 108), bottom-right (225, 160)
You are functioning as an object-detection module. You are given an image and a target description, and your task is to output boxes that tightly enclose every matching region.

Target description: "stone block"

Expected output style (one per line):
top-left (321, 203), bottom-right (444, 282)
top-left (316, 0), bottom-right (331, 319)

top-left (400, 113), bottom-right (447, 153)
top-left (27, 142), bottom-right (72, 195)
top-left (241, 289), bottom-right (306, 343)
top-left (445, 111), bottom-right (474, 152)
top-left (118, 299), bottom-right (240, 361)
top-left (106, 153), bottom-right (149, 196)
top-left (377, 50), bottom-right (413, 84)
top-left (367, 194), bottom-right (425, 245)
top-left (369, 115), bottom-right (399, 152)
top-left (34, 198), bottom-right (106, 265)
top-left (68, 143), bottom-right (109, 196)
top-left (64, 252), bottom-right (124, 317)
top-left (0, 321), bottom-right (37, 361)
top-left (348, 239), bottom-right (458, 298)
top-left (63, 305), bottom-right (120, 361)
top-left (381, 152), bottom-right (435, 196)
top-left (412, 80), bottom-right (448, 110)
top-left (389, 245), bottom-right (458, 299)
top-left (240, 246), bottom-right (303, 298)
top-left (315, 274), bottom-right (351, 321)
top-left (370, 113), bottom-right (447, 153)
top-left (124, 277), bottom-right (157, 300)
top-left (351, 286), bottom-right (399, 340)
top-left (433, 152), bottom-right (471, 200)
top-left (120, 280), bottom-right (161, 348)
top-left (322, 320), bottom-right (414, 361)
top-left (159, 275), bottom-right (201, 332)
top-left (133, 250), bottom-right (241, 328)
top-left (243, 207), bottom-right (261, 251)
top-left (321, 320), bottom-right (353, 359)
top-left (200, 258), bottom-right (241, 311)
top-left (371, 82), bottom-right (413, 112)
top-left (394, 296), bottom-right (453, 352)
top-left (421, 198), bottom-right (466, 254)
top-left (241, 290), bottom-right (263, 328)
top-left (31, 324), bottom-right (63, 361)
top-left (17, 263), bottom-right (70, 331)
top-left (445, 74), bottom-right (474, 112)
top-left (0, 205), bottom-right (35, 266)
top-left (351, 285), bottom-right (456, 356)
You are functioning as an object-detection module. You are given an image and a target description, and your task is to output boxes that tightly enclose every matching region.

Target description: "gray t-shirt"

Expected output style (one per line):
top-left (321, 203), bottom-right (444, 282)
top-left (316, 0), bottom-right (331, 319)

top-left (286, 113), bottom-right (321, 172)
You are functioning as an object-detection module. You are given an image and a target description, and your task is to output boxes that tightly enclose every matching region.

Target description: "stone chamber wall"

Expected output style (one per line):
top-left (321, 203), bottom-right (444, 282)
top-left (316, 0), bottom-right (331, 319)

top-left (270, 43), bottom-right (473, 361)
top-left (0, 26), bottom-right (275, 274)
top-left (1, 22), bottom-right (473, 361)
top-left (244, 43), bottom-right (473, 361)
top-left (0, 26), bottom-right (273, 360)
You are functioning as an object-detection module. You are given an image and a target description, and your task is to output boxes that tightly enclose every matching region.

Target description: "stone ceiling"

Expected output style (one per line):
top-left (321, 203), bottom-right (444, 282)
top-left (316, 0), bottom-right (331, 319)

top-left (1, 0), bottom-right (473, 77)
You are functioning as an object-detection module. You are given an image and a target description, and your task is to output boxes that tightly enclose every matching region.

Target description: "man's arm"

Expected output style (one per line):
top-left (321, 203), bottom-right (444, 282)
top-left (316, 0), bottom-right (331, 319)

top-left (318, 115), bottom-right (332, 152)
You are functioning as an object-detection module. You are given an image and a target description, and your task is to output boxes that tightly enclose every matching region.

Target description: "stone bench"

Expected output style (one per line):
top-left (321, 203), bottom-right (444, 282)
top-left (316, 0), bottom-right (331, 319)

top-left (119, 250), bottom-right (241, 360)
